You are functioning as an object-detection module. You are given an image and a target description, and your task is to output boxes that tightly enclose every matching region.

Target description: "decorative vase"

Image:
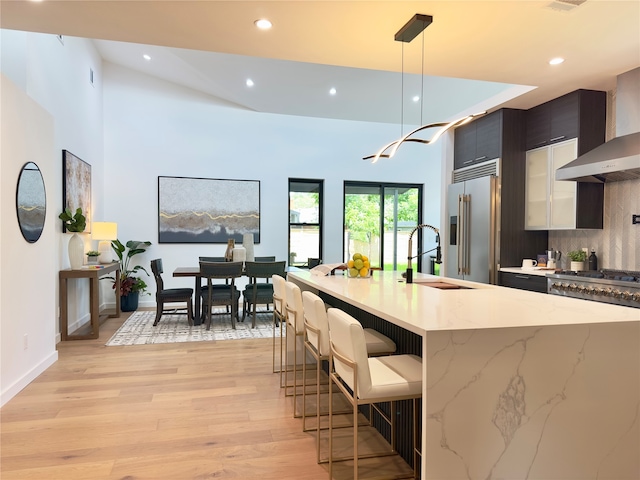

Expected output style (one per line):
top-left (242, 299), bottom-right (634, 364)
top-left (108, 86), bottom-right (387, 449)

top-left (121, 292), bottom-right (139, 312)
top-left (68, 232), bottom-right (84, 269)
top-left (232, 246), bottom-right (246, 264)
top-left (243, 233), bottom-right (255, 262)
top-left (224, 239), bottom-right (235, 261)
top-left (570, 261), bottom-right (585, 272)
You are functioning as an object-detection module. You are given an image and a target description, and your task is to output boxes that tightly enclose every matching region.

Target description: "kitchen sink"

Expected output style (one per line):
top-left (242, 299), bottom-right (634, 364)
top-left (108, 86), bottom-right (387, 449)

top-left (416, 281), bottom-right (471, 290)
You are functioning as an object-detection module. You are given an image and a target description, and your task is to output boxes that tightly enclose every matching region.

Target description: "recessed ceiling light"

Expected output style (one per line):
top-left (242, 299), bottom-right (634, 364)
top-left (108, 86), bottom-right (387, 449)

top-left (246, 79), bottom-right (254, 87)
top-left (255, 19), bottom-right (272, 29)
top-left (329, 88), bottom-right (337, 96)
top-left (412, 95), bottom-right (420, 102)
top-left (549, 57), bottom-right (565, 65)
top-left (143, 54), bottom-right (151, 61)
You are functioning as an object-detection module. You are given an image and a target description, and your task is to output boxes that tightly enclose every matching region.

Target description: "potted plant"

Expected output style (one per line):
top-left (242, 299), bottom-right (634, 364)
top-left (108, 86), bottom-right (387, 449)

top-left (59, 207), bottom-right (86, 269)
top-left (568, 250), bottom-right (587, 272)
top-left (86, 250), bottom-right (100, 265)
top-left (110, 239), bottom-right (152, 311)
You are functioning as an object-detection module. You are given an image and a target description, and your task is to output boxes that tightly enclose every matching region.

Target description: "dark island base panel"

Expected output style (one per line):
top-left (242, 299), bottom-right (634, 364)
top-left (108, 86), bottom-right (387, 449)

top-left (320, 292), bottom-right (423, 472)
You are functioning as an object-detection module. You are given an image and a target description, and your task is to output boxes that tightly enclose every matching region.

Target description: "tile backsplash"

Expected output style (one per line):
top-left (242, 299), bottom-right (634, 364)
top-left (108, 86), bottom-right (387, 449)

top-left (549, 178), bottom-right (640, 271)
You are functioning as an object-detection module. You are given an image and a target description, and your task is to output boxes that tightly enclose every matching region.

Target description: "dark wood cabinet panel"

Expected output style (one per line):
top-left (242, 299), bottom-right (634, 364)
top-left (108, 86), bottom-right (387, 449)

top-left (453, 111), bottom-right (502, 169)
top-left (453, 123), bottom-right (477, 167)
top-left (525, 89), bottom-right (605, 151)
top-left (499, 271), bottom-right (548, 293)
top-left (475, 113), bottom-right (501, 162)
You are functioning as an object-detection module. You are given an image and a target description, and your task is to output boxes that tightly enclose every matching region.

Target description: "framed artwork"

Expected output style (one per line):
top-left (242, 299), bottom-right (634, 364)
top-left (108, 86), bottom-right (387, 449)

top-left (62, 150), bottom-right (91, 233)
top-left (158, 176), bottom-right (260, 244)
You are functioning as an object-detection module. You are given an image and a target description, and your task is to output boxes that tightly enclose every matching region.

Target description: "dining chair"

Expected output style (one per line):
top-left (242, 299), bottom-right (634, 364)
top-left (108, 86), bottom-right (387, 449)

top-left (150, 259), bottom-right (194, 326)
top-left (301, 291), bottom-right (397, 463)
top-left (327, 308), bottom-right (422, 480)
top-left (241, 260), bottom-right (286, 328)
top-left (272, 274), bottom-right (287, 378)
top-left (199, 256), bottom-right (229, 314)
top-left (199, 260), bottom-right (243, 330)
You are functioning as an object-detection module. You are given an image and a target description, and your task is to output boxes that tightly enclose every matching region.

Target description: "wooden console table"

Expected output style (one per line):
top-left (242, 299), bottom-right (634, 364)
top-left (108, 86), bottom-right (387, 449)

top-left (59, 263), bottom-right (121, 340)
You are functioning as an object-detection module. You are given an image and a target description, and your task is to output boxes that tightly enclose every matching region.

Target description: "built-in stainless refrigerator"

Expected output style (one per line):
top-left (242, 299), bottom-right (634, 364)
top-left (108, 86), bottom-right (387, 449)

top-left (445, 175), bottom-right (499, 284)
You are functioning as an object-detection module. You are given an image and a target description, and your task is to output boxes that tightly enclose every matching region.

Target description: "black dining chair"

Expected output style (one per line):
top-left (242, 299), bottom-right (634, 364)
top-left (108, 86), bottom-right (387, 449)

top-left (150, 259), bottom-right (194, 326)
top-left (199, 260), bottom-right (243, 330)
top-left (242, 260), bottom-right (286, 328)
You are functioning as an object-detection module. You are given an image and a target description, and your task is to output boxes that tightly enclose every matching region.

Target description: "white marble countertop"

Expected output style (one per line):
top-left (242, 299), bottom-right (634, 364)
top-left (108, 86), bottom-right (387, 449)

top-left (499, 266), bottom-right (558, 277)
top-left (288, 270), bottom-right (639, 336)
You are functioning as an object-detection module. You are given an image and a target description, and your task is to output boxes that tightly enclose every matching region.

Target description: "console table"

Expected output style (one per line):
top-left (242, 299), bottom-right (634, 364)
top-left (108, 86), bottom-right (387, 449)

top-left (59, 263), bottom-right (121, 340)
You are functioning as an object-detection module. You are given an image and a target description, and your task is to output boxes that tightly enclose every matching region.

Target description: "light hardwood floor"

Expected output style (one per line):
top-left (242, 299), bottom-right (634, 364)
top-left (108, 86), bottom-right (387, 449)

top-left (1, 311), bottom-right (414, 480)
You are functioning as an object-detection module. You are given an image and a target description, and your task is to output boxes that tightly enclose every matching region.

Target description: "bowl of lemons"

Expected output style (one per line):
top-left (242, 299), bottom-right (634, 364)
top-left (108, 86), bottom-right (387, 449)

top-left (347, 253), bottom-right (372, 278)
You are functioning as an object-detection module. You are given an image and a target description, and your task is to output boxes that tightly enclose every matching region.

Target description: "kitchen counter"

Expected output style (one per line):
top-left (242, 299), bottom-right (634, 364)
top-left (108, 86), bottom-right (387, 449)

top-left (499, 266), bottom-right (558, 276)
top-left (288, 270), bottom-right (639, 480)
top-left (289, 270), bottom-right (638, 335)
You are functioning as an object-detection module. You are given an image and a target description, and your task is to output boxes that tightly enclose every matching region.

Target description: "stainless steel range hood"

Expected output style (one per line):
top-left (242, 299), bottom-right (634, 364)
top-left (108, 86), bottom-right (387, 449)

top-left (555, 132), bottom-right (640, 182)
top-left (556, 67), bottom-right (640, 183)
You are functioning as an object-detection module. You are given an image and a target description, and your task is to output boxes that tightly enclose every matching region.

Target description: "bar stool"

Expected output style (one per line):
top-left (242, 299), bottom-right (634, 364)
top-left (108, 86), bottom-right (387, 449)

top-left (301, 291), bottom-right (397, 464)
top-left (284, 281), bottom-right (314, 416)
top-left (272, 274), bottom-right (287, 379)
top-left (327, 308), bottom-right (422, 480)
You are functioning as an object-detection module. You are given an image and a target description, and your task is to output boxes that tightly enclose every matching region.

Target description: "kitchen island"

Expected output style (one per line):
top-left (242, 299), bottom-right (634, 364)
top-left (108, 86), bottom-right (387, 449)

top-left (288, 269), bottom-right (639, 480)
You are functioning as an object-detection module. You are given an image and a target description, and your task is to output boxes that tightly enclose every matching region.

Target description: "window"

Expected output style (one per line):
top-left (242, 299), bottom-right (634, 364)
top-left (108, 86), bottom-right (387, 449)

top-left (289, 179), bottom-right (323, 267)
top-left (344, 182), bottom-right (423, 272)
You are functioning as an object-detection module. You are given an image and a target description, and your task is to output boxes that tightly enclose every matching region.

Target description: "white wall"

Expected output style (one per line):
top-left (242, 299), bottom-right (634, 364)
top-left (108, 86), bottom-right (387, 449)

top-left (102, 63), bottom-right (443, 303)
top-left (1, 30), bottom-right (104, 406)
top-left (0, 30), bottom-right (443, 405)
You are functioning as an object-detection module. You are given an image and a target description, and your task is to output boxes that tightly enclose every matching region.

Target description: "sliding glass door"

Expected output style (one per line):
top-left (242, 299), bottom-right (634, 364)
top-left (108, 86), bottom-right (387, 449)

top-left (344, 182), bottom-right (422, 271)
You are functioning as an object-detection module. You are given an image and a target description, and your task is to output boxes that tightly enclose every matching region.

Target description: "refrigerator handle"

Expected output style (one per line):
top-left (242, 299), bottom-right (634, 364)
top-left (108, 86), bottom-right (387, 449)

top-left (460, 194), bottom-right (471, 275)
top-left (457, 194), bottom-right (464, 275)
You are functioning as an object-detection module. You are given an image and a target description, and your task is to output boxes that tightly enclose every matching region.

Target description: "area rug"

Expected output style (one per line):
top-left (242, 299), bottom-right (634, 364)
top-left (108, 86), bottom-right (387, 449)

top-left (106, 309), bottom-right (279, 346)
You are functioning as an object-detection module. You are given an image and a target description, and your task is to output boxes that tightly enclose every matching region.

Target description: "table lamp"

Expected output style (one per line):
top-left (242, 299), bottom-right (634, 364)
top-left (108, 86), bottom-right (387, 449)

top-left (92, 222), bottom-right (118, 264)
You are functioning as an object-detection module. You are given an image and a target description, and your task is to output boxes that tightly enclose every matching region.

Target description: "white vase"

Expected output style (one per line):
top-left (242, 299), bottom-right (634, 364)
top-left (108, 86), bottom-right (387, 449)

top-left (232, 246), bottom-right (246, 264)
top-left (570, 261), bottom-right (585, 272)
top-left (243, 233), bottom-right (255, 262)
top-left (68, 232), bottom-right (84, 269)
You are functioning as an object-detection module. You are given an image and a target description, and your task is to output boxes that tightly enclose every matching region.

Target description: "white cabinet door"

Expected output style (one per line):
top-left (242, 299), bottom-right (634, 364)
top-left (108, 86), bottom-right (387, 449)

top-left (525, 148), bottom-right (549, 229)
top-left (549, 140), bottom-right (577, 229)
top-left (525, 138), bottom-right (578, 230)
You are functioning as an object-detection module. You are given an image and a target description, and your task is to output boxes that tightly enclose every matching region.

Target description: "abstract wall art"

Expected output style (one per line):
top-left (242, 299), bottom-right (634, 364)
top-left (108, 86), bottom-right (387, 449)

top-left (62, 150), bottom-right (91, 233)
top-left (158, 176), bottom-right (260, 244)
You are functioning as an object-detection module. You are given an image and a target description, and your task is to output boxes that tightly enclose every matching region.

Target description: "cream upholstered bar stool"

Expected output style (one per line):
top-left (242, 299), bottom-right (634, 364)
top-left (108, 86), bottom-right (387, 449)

top-left (284, 280), bottom-right (317, 416)
top-left (301, 291), bottom-right (397, 464)
top-left (272, 274), bottom-right (287, 378)
top-left (327, 308), bottom-right (422, 480)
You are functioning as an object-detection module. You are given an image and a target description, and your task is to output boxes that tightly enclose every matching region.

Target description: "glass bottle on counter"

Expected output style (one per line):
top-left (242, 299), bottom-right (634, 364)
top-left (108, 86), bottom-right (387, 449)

top-left (588, 249), bottom-right (598, 271)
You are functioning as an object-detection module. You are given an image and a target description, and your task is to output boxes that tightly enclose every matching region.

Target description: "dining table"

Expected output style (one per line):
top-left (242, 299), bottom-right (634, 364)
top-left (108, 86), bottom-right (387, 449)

top-left (172, 261), bottom-right (284, 326)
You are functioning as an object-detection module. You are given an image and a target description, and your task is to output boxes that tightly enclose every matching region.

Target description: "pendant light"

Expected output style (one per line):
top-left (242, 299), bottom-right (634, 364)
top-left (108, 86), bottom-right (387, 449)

top-left (363, 14), bottom-right (485, 163)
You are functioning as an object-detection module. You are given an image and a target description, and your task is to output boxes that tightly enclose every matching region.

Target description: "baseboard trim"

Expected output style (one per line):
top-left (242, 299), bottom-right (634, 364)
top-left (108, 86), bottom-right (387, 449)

top-left (0, 350), bottom-right (58, 407)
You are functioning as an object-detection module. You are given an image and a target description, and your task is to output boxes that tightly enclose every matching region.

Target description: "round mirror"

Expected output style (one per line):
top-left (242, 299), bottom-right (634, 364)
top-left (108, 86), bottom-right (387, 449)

top-left (16, 162), bottom-right (46, 243)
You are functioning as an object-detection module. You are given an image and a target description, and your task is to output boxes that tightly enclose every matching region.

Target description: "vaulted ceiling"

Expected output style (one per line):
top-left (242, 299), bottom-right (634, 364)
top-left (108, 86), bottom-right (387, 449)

top-left (2, 1), bottom-right (639, 125)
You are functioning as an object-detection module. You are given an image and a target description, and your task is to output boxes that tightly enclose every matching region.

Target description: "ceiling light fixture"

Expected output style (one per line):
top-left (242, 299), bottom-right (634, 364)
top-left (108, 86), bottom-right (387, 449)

top-left (246, 79), bottom-right (254, 87)
top-left (549, 57), bottom-right (565, 65)
top-left (329, 87), bottom-right (337, 96)
top-left (143, 54), bottom-right (151, 61)
top-left (363, 14), bottom-right (486, 163)
top-left (255, 19), bottom-right (272, 29)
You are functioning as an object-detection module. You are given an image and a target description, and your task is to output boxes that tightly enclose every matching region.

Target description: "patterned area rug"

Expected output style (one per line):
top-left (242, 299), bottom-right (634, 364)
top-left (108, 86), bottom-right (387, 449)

top-left (106, 309), bottom-right (278, 346)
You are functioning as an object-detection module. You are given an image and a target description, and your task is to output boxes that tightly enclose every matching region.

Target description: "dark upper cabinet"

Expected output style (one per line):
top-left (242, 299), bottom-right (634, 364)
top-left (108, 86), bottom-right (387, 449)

top-left (454, 111), bottom-right (502, 169)
top-left (525, 89), bottom-right (605, 152)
